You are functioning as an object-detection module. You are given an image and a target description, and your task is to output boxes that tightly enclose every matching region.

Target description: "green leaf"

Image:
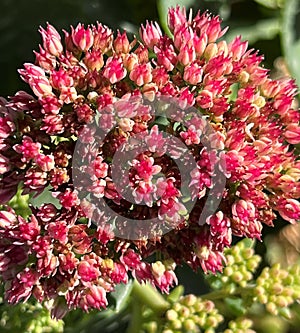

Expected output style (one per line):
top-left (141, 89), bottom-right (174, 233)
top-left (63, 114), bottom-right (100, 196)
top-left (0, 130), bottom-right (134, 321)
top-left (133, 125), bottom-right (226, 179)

top-left (225, 18), bottom-right (281, 44)
top-left (167, 285), bottom-right (184, 303)
top-left (224, 297), bottom-right (246, 316)
top-left (157, 0), bottom-right (195, 35)
top-left (29, 185), bottom-right (61, 208)
top-left (278, 307), bottom-right (292, 320)
top-left (254, 0), bottom-right (284, 9)
top-left (281, 0), bottom-right (300, 87)
top-left (109, 280), bottom-right (133, 313)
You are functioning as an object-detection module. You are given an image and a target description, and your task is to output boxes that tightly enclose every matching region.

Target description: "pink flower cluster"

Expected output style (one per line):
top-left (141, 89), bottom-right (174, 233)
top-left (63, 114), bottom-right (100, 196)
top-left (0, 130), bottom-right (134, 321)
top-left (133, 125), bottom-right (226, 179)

top-left (0, 6), bottom-right (300, 316)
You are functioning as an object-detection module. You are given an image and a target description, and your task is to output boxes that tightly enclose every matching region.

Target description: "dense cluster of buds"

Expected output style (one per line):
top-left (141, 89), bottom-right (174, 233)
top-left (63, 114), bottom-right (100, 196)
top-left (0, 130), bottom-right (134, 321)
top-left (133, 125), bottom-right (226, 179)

top-left (255, 263), bottom-right (300, 318)
top-left (0, 298), bottom-right (63, 333)
top-left (207, 239), bottom-right (261, 291)
top-left (142, 293), bottom-right (223, 333)
top-left (224, 317), bottom-right (255, 333)
top-left (0, 5), bottom-right (300, 315)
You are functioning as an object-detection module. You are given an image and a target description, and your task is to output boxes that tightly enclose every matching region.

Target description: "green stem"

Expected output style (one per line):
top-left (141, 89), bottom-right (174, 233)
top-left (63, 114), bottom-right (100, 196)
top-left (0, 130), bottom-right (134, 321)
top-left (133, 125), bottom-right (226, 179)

top-left (126, 298), bottom-right (143, 333)
top-left (126, 281), bottom-right (170, 333)
top-left (131, 280), bottom-right (169, 314)
top-left (201, 286), bottom-right (254, 301)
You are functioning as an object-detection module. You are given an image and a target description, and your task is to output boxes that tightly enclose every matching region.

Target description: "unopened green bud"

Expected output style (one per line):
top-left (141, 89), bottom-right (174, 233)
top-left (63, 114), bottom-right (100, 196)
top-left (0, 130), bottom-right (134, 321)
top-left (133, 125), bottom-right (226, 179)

top-left (271, 283), bottom-right (283, 295)
top-left (193, 301), bottom-right (204, 312)
top-left (275, 296), bottom-right (289, 308)
top-left (239, 70), bottom-right (250, 84)
top-left (171, 318), bottom-right (182, 330)
top-left (204, 43), bottom-right (218, 60)
top-left (224, 266), bottom-right (234, 276)
top-left (205, 328), bottom-right (216, 333)
top-left (232, 271), bottom-right (244, 283)
top-left (266, 302), bottom-right (278, 315)
top-left (179, 305), bottom-right (190, 318)
top-left (173, 303), bottom-right (182, 312)
top-left (166, 309), bottom-right (178, 321)
top-left (206, 316), bottom-right (220, 327)
top-left (292, 286), bottom-right (300, 298)
top-left (241, 248), bottom-right (253, 260)
top-left (282, 286), bottom-right (293, 297)
top-left (203, 300), bottom-right (215, 312)
top-left (183, 318), bottom-right (196, 330)
top-left (226, 255), bottom-right (235, 265)
top-left (182, 294), bottom-right (197, 307)
top-left (246, 257), bottom-right (260, 271)
top-left (257, 294), bottom-right (268, 304)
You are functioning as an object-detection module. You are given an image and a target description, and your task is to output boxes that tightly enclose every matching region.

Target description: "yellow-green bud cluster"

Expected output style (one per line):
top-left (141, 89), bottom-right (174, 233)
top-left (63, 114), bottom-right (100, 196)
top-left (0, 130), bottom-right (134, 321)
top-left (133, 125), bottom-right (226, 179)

top-left (255, 263), bottom-right (300, 318)
top-left (162, 295), bottom-right (223, 333)
top-left (208, 239), bottom-right (261, 291)
top-left (0, 301), bottom-right (64, 333)
top-left (224, 317), bottom-right (255, 333)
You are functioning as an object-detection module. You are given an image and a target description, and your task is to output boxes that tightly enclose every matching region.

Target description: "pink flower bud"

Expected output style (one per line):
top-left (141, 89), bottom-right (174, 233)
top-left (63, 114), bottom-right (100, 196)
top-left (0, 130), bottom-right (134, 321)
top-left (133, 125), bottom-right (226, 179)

top-left (78, 260), bottom-right (99, 282)
top-left (184, 62), bottom-right (203, 85)
top-left (196, 89), bottom-right (213, 109)
top-left (30, 76), bottom-right (53, 98)
top-left (174, 24), bottom-right (193, 50)
top-left (277, 198), bottom-right (300, 224)
top-left (75, 104), bottom-right (94, 123)
top-left (25, 167), bottom-right (47, 190)
top-left (47, 221), bottom-right (68, 244)
top-left (58, 189), bottom-right (80, 210)
top-left (80, 285), bottom-right (107, 311)
top-left (14, 136), bottom-right (41, 162)
top-left (139, 21), bottom-right (162, 49)
top-left (59, 86), bottom-right (77, 104)
top-left (122, 53), bottom-right (138, 72)
top-left (193, 33), bottom-right (208, 57)
top-left (84, 50), bottom-right (104, 71)
top-left (167, 6), bottom-right (187, 33)
top-left (71, 23), bottom-right (94, 52)
top-left (0, 209), bottom-right (17, 228)
top-left (35, 154), bottom-right (55, 171)
top-left (0, 154), bottom-right (10, 174)
top-left (39, 23), bottom-right (63, 57)
top-left (129, 63), bottom-right (152, 86)
top-left (34, 46), bottom-right (56, 71)
top-left (93, 23), bottom-right (113, 53)
top-left (19, 63), bottom-right (45, 82)
top-left (284, 123), bottom-right (300, 144)
top-left (134, 45), bottom-right (149, 63)
top-left (113, 30), bottom-right (130, 54)
top-left (154, 38), bottom-right (177, 71)
top-left (103, 56), bottom-right (127, 84)
top-left (0, 117), bottom-right (15, 139)
top-left (41, 114), bottom-right (64, 134)
top-left (152, 67), bottom-right (169, 88)
top-left (228, 36), bottom-right (248, 61)
top-left (50, 68), bottom-right (73, 90)
top-left (40, 95), bottom-right (62, 115)
top-left (178, 44), bottom-right (196, 66)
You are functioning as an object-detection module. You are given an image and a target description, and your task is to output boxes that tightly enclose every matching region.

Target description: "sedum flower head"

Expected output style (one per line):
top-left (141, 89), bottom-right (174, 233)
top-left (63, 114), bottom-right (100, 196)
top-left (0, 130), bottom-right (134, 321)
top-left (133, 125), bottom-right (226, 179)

top-left (0, 6), bottom-right (300, 315)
